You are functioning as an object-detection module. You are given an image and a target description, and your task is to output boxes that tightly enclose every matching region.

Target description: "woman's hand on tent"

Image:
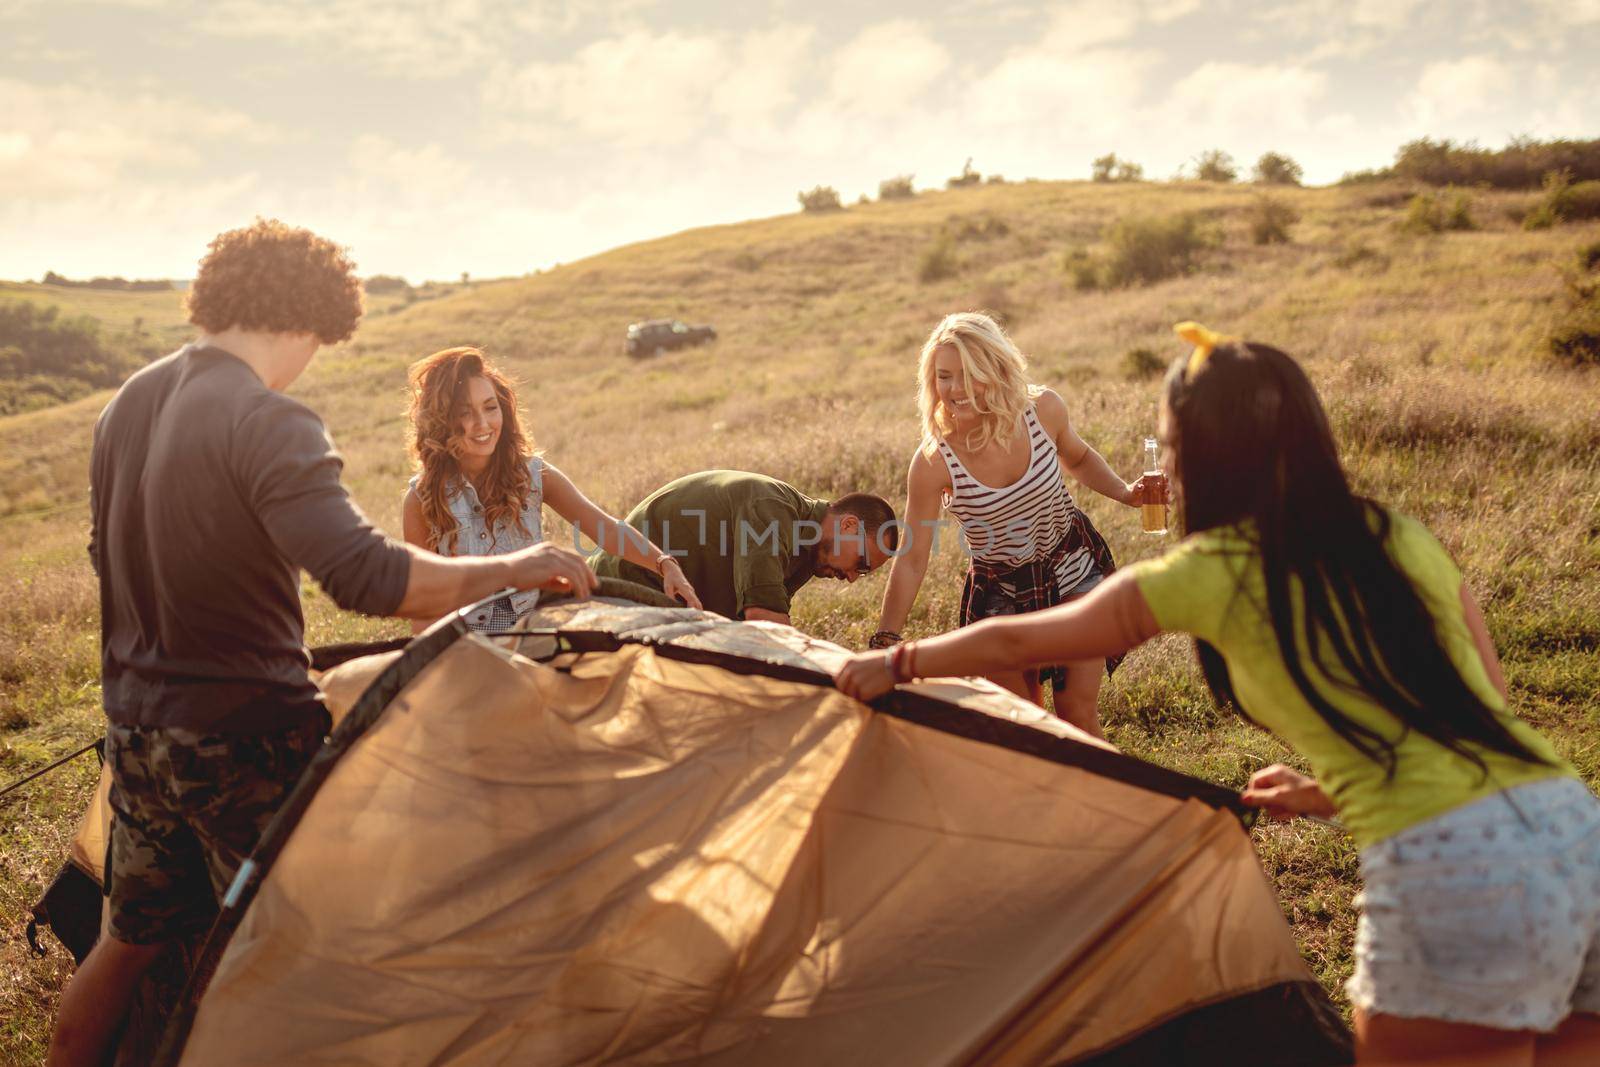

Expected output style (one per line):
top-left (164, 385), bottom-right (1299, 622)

top-left (1240, 764), bottom-right (1335, 821)
top-left (515, 543), bottom-right (599, 598)
top-left (659, 558), bottom-right (703, 610)
top-left (834, 652), bottom-right (895, 702)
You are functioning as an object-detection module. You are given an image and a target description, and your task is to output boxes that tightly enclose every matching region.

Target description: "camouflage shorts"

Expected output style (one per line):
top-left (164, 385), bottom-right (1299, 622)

top-left (104, 721), bottom-right (323, 945)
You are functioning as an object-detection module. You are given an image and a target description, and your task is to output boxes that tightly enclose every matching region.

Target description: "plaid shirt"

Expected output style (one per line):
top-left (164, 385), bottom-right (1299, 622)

top-left (959, 507), bottom-right (1124, 688)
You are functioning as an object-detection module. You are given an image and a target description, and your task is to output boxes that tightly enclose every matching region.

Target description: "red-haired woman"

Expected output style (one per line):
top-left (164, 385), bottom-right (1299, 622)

top-left (402, 346), bottom-right (700, 631)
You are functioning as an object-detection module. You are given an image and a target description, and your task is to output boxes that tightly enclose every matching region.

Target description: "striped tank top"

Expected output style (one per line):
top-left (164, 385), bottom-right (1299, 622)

top-left (936, 405), bottom-right (1094, 587)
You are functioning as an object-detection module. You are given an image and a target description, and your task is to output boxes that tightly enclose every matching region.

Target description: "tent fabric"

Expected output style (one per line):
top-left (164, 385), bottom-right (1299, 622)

top-left (164, 603), bottom-right (1349, 1066)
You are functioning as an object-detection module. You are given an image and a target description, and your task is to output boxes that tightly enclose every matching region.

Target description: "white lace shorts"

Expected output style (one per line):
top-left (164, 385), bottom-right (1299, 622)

top-left (1348, 776), bottom-right (1600, 1031)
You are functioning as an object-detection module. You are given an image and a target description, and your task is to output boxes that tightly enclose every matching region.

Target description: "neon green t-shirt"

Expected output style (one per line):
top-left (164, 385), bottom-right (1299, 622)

top-left (1127, 511), bottom-right (1574, 848)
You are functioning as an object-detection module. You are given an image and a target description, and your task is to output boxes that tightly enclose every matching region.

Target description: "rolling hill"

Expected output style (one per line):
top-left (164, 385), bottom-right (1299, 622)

top-left (2, 177), bottom-right (1599, 1061)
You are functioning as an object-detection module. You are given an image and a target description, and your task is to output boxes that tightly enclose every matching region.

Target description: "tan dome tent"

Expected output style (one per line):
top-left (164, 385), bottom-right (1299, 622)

top-left (43, 590), bottom-right (1352, 1066)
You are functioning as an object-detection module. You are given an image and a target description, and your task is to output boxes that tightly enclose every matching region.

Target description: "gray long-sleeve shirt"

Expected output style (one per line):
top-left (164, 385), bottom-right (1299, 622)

top-left (89, 344), bottom-right (411, 732)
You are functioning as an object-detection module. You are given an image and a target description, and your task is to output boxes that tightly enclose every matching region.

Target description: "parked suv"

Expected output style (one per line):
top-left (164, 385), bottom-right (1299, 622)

top-left (625, 319), bottom-right (717, 358)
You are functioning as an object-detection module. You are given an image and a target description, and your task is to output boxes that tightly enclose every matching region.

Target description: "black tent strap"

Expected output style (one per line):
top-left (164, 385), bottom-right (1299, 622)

top-left (498, 627), bottom-right (1253, 819)
top-left (0, 738), bottom-right (102, 801)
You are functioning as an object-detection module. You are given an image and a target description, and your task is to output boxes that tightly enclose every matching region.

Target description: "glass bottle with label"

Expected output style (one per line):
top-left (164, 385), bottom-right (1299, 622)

top-left (1141, 436), bottom-right (1168, 535)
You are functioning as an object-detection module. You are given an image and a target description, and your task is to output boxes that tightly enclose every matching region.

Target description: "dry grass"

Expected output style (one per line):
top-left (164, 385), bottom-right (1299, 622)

top-left (2, 178), bottom-right (1599, 1061)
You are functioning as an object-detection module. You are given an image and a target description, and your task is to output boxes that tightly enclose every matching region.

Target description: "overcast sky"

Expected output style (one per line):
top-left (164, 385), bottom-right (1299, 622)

top-left (3, 0), bottom-right (1597, 282)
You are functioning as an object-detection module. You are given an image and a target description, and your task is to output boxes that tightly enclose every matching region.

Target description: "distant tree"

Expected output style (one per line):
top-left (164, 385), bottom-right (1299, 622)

top-left (363, 274), bottom-right (413, 295)
top-left (1193, 149), bottom-right (1238, 183)
top-left (1254, 151), bottom-right (1303, 186)
top-left (798, 185), bottom-right (843, 212)
top-left (1092, 154), bottom-right (1143, 182)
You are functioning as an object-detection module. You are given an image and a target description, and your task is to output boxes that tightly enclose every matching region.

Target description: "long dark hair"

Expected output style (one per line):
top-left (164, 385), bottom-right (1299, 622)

top-left (1163, 341), bottom-right (1547, 777)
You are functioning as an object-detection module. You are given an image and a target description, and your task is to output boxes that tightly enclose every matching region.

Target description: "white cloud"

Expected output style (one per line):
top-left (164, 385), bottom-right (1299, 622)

top-left (965, 48), bottom-right (1155, 137)
top-left (826, 21), bottom-right (950, 118)
top-left (1527, 0), bottom-right (1600, 25)
top-left (1166, 62), bottom-right (1330, 134)
top-left (1409, 55), bottom-right (1514, 124)
top-left (0, 78), bottom-right (276, 200)
top-left (488, 24), bottom-right (817, 148)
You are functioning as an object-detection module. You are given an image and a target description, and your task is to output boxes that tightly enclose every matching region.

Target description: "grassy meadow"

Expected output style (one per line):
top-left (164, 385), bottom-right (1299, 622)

top-left (2, 177), bottom-right (1599, 1061)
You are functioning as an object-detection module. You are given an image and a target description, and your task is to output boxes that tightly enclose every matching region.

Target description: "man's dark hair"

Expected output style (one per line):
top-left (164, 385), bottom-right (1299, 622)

top-left (186, 218), bottom-right (364, 344)
top-left (829, 492), bottom-right (899, 551)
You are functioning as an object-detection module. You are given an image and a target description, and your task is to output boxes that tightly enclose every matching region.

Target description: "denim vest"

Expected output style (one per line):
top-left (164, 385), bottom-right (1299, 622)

top-left (411, 457), bottom-right (544, 629)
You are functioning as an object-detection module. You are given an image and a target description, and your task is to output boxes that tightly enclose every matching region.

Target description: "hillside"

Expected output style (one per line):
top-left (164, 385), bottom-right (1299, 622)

top-left (3, 178), bottom-right (1599, 1060)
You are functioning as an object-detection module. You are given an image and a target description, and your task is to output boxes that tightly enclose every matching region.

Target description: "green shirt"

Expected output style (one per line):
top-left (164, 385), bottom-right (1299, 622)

top-left (591, 471), bottom-right (830, 620)
top-left (1127, 510), bottom-right (1573, 848)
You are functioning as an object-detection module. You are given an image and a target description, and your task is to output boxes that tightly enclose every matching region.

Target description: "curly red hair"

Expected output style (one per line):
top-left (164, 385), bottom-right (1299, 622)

top-left (186, 218), bottom-right (363, 344)
top-left (408, 347), bottom-right (535, 553)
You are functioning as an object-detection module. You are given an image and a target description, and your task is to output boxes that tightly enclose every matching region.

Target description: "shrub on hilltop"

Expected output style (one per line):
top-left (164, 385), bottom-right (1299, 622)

top-left (946, 158), bottom-right (982, 189)
top-left (878, 175), bottom-right (916, 200)
top-left (797, 185), bottom-right (843, 213)
top-left (1193, 149), bottom-right (1237, 183)
top-left (1092, 154), bottom-right (1144, 182)
top-left (1254, 151), bottom-right (1303, 186)
top-left (1393, 136), bottom-right (1600, 189)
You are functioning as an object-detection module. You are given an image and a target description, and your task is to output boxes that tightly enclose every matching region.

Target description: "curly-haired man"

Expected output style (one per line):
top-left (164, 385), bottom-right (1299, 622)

top-left (48, 220), bottom-right (597, 1067)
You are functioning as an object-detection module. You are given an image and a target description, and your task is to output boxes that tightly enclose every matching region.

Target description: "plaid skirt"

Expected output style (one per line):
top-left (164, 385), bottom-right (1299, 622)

top-left (958, 508), bottom-right (1124, 689)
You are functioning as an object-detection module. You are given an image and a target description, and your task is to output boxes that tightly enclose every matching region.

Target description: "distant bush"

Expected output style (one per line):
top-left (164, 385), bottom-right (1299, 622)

top-left (946, 158), bottom-right (982, 189)
top-left (1549, 315), bottom-right (1600, 366)
top-left (1392, 136), bottom-right (1600, 189)
top-left (985, 174), bottom-right (1007, 184)
top-left (1094, 213), bottom-right (1209, 288)
top-left (363, 274), bottom-right (412, 295)
top-left (1249, 196), bottom-right (1299, 244)
top-left (1253, 151), bottom-right (1303, 186)
top-left (878, 175), bottom-right (916, 200)
top-left (1193, 149), bottom-right (1237, 183)
top-left (40, 271), bottom-right (173, 292)
top-left (1062, 248), bottom-right (1100, 291)
top-left (0, 299), bottom-right (141, 415)
top-left (1547, 236), bottom-right (1600, 366)
top-left (918, 235), bottom-right (959, 283)
top-left (1523, 171), bottom-right (1600, 230)
top-left (1120, 347), bottom-right (1165, 380)
top-left (1092, 154), bottom-right (1144, 183)
top-left (797, 185), bottom-right (843, 213)
top-left (1400, 189), bottom-right (1475, 234)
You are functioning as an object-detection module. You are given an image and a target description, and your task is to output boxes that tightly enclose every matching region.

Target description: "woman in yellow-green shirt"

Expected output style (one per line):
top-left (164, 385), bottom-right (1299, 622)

top-left (835, 325), bottom-right (1600, 1066)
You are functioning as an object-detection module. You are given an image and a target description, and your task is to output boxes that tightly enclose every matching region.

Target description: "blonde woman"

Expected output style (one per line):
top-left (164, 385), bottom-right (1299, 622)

top-left (870, 312), bottom-right (1154, 736)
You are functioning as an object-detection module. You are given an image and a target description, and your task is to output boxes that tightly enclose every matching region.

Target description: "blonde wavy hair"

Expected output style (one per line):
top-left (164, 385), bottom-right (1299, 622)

top-left (407, 347), bottom-right (534, 553)
top-left (917, 312), bottom-right (1038, 455)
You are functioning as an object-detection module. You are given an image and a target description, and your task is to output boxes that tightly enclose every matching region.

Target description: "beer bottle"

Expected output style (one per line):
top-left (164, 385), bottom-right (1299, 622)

top-left (1141, 436), bottom-right (1168, 535)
